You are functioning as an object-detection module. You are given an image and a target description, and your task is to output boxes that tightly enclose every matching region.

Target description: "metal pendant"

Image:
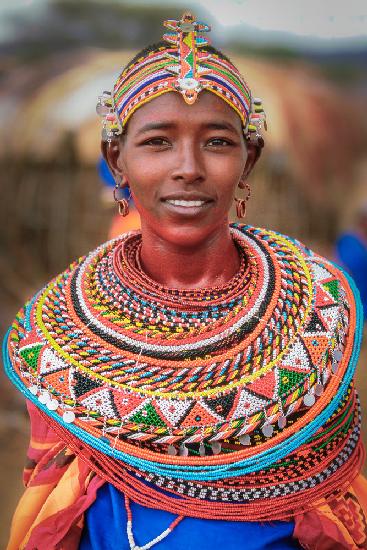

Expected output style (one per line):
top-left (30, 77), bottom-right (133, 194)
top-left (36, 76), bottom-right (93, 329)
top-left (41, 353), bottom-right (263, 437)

top-left (261, 423), bottom-right (274, 438)
top-left (47, 398), bottom-right (59, 411)
top-left (211, 441), bottom-right (222, 455)
top-left (167, 444), bottom-right (177, 456)
top-left (314, 383), bottom-right (324, 396)
top-left (333, 349), bottom-right (343, 361)
top-left (277, 415), bottom-right (287, 429)
top-left (239, 434), bottom-right (251, 446)
top-left (303, 393), bottom-right (315, 407)
top-left (332, 361), bottom-right (339, 374)
top-left (179, 443), bottom-right (188, 457)
top-left (29, 385), bottom-right (38, 395)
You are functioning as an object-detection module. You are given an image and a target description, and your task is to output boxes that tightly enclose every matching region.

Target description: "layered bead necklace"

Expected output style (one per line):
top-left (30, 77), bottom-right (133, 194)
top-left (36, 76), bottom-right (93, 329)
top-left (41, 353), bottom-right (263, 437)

top-left (4, 224), bottom-right (363, 526)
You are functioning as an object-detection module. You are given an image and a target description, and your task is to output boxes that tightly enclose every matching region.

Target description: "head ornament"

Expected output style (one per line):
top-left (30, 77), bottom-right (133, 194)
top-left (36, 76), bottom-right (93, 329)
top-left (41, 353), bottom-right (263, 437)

top-left (96, 12), bottom-right (266, 145)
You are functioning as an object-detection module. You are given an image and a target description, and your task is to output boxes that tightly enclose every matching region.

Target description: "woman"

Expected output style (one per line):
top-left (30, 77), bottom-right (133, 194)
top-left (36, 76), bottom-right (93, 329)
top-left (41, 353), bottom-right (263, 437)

top-left (3, 12), bottom-right (367, 550)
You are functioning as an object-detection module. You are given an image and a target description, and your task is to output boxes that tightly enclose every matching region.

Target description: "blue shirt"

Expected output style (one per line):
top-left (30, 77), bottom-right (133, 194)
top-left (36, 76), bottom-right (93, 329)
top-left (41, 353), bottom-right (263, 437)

top-left (336, 232), bottom-right (367, 320)
top-left (80, 483), bottom-right (301, 549)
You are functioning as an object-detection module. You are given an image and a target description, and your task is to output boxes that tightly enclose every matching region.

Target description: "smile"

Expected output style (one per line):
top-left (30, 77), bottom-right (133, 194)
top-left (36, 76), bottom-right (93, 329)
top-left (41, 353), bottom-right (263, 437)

top-left (165, 199), bottom-right (207, 207)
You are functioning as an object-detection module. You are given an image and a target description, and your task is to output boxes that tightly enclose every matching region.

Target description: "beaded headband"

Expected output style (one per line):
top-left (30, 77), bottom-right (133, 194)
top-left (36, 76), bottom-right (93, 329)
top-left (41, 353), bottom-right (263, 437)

top-left (96, 12), bottom-right (266, 145)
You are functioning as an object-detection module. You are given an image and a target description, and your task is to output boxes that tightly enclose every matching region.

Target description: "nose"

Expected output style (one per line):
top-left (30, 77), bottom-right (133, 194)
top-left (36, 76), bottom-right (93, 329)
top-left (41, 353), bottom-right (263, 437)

top-left (171, 140), bottom-right (205, 184)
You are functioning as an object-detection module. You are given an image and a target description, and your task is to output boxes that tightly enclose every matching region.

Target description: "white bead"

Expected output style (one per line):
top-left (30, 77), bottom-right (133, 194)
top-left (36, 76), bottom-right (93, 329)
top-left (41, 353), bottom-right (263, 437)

top-left (38, 391), bottom-right (50, 404)
top-left (47, 399), bottom-right (59, 411)
top-left (29, 385), bottom-right (38, 396)
top-left (63, 410), bottom-right (76, 423)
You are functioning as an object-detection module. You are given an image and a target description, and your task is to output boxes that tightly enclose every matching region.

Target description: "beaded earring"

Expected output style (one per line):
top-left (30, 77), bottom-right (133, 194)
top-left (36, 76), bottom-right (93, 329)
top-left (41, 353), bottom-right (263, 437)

top-left (113, 180), bottom-right (129, 217)
top-left (235, 182), bottom-right (251, 219)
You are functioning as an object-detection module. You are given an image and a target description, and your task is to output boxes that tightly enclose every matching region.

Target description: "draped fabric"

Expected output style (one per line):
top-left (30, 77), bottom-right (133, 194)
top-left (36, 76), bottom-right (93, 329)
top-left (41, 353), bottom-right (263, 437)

top-left (6, 403), bottom-right (367, 550)
top-left (6, 403), bottom-right (104, 550)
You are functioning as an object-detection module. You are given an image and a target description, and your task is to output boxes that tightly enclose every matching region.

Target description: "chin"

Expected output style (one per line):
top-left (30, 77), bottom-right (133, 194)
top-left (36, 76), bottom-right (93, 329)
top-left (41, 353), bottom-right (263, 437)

top-left (155, 219), bottom-right (228, 248)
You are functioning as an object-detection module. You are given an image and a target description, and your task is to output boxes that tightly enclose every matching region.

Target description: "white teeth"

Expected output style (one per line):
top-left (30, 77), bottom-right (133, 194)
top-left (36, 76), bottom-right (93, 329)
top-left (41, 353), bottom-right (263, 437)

top-left (166, 200), bottom-right (205, 207)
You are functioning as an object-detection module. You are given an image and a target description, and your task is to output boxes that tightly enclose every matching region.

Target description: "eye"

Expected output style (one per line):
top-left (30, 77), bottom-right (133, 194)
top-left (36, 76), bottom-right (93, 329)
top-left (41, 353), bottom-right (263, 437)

top-left (142, 137), bottom-right (171, 147)
top-left (207, 138), bottom-right (233, 147)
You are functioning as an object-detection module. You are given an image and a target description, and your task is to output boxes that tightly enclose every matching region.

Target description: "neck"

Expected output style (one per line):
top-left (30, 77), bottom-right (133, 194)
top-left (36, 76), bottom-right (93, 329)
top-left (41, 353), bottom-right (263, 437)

top-left (139, 223), bottom-right (240, 289)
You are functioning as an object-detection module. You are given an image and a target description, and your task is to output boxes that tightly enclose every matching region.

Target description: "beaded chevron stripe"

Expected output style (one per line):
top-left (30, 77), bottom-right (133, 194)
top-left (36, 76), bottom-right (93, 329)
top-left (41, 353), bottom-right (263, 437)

top-left (27, 383), bottom-right (363, 521)
top-left (4, 225), bottom-right (363, 497)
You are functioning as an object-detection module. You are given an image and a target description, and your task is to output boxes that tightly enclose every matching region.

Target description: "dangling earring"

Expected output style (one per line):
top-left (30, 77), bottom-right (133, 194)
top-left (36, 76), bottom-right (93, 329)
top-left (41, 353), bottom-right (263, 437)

top-left (113, 180), bottom-right (129, 217)
top-left (235, 182), bottom-right (251, 219)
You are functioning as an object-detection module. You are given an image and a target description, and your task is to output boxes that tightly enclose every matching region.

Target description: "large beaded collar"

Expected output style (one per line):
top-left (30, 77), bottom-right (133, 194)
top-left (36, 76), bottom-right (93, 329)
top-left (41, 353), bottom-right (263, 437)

top-left (4, 225), bottom-right (361, 477)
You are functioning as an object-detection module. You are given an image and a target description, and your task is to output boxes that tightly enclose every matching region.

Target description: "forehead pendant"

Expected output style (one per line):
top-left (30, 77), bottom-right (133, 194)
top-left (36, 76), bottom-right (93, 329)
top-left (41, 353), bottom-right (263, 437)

top-left (163, 12), bottom-right (212, 104)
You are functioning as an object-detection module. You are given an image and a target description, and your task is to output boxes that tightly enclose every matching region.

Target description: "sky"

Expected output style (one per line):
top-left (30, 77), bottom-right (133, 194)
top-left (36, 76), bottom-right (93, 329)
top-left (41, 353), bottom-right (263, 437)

top-left (201, 0), bottom-right (367, 39)
top-left (0, 0), bottom-right (366, 46)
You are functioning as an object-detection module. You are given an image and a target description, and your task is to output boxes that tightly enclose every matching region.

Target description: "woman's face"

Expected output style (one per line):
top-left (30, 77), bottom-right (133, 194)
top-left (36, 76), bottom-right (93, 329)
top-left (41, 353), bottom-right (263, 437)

top-left (107, 90), bottom-right (257, 247)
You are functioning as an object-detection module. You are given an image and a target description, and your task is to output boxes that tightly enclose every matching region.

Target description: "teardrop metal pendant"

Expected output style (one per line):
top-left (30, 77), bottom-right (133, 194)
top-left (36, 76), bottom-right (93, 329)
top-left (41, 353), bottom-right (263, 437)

top-left (332, 361), bottom-right (339, 374)
top-left (333, 349), bottom-right (343, 361)
top-left (167, 444), bottom-right (177, 456)
top-left (211, 441), bottom-right (222, 455)
top-left (261, 423), bottom-right (274, 438)
top-left (314, 383), bottom-right (324, 396)
top-left (239, 434), bottom-right (251, 446)
top-left (277, 415), bottom-right (287, 429)
top-left (179, 443), bottom-right (188, 457)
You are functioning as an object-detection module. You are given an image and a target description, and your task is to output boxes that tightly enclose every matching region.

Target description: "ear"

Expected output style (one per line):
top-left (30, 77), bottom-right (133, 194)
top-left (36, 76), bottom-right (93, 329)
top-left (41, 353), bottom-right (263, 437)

top-left (238, 143), bottom-right (262, 189)
top-left (101, 139), bottom-right (126, 183)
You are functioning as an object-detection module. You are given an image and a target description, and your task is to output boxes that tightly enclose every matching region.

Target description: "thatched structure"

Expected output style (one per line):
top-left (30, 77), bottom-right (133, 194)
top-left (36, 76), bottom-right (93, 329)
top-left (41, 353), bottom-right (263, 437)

top-left (0, 49), bottom-right (366, 329)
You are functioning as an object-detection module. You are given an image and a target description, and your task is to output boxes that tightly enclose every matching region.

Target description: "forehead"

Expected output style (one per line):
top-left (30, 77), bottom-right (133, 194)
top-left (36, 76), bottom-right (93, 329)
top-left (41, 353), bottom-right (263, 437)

top-left (125, 90), bottom-right (243, 132)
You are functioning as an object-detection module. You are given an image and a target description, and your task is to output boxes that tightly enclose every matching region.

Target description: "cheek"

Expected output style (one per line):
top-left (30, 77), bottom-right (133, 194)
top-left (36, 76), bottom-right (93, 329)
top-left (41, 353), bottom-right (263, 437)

top-left (122, 158), bottom-right (160, 204)
top-left (129, 187), bottom-right (152, 215)
top-left (209, 154), bottom-right (246, 192)
top-left (128, 182), bottom-right (162, 225)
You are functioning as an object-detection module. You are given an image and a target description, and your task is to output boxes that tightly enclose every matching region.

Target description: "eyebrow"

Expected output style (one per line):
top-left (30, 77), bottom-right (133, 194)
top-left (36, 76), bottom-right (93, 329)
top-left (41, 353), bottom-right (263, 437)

top-left (135, 122), bottom-right (175, 135)
top-left (135, 120), bottom-right (239, 135)
top-left (203, 121), bottom-right (238, 133)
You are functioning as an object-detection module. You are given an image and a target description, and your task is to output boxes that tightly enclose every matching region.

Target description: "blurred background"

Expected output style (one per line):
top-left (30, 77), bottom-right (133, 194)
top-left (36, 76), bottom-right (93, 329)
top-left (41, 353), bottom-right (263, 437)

top-left (0, 0), bottom-right (366, 545)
